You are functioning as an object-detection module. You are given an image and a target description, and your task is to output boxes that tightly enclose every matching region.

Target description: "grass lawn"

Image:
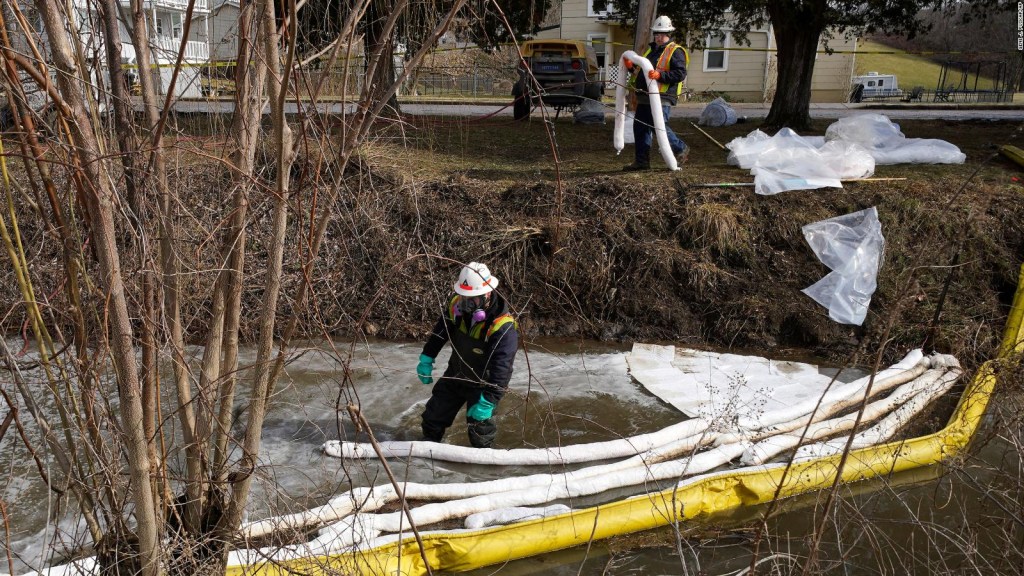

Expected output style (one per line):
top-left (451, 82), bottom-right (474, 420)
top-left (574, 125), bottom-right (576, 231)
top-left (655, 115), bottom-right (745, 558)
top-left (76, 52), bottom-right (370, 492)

top-left (854, 39), bottom-right (945, 90)
top-left (854, 39), bottom-right (1004, 92)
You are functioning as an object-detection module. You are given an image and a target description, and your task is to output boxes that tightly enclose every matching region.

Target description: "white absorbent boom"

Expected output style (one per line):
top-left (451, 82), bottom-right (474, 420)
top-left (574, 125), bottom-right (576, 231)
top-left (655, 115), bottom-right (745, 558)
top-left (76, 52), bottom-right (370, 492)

top-left (614, 50), bottom-right (678, 170)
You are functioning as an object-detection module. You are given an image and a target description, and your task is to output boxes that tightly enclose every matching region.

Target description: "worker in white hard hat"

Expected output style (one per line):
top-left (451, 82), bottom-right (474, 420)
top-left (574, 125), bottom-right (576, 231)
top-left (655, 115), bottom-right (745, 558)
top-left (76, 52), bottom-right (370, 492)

top-left (623, 15), bottom-right (690, 171)
top-left (416, 262), bottom-right (519, 448)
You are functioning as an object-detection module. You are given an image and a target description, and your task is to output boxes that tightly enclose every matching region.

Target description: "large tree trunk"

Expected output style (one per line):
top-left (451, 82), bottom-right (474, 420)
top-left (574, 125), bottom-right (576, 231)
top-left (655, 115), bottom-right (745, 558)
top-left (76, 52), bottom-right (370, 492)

top-left (632, 0), bottom-right (656, 53)
top-left (763, 0), bottom-right (826, 131)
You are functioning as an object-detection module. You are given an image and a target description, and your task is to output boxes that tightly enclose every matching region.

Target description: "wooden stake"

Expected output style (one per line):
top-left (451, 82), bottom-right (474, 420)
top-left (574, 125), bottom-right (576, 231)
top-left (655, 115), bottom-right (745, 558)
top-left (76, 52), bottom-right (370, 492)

top-left (690, 122), bottom-right (727, 150)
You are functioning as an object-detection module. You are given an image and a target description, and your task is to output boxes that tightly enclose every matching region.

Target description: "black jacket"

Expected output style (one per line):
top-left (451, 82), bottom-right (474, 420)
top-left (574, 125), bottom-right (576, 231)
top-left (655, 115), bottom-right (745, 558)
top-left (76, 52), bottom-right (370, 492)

top-left (422, 293), bottom-right (518, 404)
top-left (635, 41), bottom-right (688, 106)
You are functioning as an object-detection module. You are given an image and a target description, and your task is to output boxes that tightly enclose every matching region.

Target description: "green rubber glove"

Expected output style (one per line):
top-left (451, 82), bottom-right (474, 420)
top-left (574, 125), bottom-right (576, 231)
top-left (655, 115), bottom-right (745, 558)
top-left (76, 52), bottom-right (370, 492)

top-left (416, 354), bottom-right (434, 385)
top-left (466, 395), bottom-right (496, 421)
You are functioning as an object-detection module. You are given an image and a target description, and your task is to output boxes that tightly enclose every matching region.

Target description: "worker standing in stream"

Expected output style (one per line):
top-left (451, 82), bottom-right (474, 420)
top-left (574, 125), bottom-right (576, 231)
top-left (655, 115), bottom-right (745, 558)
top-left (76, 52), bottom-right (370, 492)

top-left (416, 262), bottom-right (518, 448)
top-left (623, 15), bottom-right (690, 171)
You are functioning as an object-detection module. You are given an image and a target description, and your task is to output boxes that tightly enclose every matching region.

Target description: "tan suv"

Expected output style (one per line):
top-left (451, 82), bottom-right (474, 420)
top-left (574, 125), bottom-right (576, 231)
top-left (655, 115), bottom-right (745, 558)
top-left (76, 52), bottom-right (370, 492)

top-left (512, 39), bottom-right (603, 120)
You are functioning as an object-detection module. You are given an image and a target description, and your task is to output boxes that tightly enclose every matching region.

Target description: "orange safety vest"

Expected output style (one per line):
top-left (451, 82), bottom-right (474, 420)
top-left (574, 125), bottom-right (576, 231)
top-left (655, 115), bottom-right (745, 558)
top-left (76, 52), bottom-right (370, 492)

top-left (632, 42), bottom-right (689, 96)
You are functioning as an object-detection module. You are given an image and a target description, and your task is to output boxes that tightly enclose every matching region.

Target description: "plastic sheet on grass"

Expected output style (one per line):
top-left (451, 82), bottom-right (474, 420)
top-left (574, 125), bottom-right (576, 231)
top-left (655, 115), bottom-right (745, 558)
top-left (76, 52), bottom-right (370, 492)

top-left (824, 114), bottom-right (967, 165)
top-left (726, 129), bottom-right (874, 195)
top-left (725, 113), bottom-right (964, 195)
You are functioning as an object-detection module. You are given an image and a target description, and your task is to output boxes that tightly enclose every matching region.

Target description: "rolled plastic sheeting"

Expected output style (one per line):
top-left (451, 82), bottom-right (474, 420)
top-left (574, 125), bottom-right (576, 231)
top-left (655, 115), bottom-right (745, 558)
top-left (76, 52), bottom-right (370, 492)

top-left (698, 97), bottom-right (737, 127)
top-left (613, 50), bottom-right (678, 170)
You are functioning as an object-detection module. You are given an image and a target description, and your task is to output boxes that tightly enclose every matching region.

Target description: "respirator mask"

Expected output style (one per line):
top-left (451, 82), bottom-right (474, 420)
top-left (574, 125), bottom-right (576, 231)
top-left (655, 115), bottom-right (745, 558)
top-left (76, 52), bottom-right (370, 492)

top-left (457, 294), bottom-right (488, 324)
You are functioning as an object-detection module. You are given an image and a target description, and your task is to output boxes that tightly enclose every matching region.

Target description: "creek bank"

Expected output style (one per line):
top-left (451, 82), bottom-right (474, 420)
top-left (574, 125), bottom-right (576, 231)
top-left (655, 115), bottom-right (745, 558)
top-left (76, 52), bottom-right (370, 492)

top-left (3, 120), bottom-right (1021, 372)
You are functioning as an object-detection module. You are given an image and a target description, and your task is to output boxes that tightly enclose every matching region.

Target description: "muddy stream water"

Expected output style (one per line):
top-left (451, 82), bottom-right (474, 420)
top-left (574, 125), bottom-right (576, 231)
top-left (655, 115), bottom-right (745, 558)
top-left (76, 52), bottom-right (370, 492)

top-left (1, 338), bottom-right (1015, 575)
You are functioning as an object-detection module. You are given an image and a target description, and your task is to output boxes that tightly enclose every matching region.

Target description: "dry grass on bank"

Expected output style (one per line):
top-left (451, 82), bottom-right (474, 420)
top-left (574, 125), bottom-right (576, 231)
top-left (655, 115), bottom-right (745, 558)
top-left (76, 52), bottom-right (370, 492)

top-left (359, 114), bottom-right (1023, 364)
top-left (4, 114), bottom-right (1023, 370)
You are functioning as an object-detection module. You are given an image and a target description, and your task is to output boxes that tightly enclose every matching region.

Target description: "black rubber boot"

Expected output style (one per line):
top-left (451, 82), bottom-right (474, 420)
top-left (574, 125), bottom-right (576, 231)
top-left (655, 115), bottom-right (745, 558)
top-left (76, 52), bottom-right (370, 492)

top-left (622, 161), bottom-right (650, 171)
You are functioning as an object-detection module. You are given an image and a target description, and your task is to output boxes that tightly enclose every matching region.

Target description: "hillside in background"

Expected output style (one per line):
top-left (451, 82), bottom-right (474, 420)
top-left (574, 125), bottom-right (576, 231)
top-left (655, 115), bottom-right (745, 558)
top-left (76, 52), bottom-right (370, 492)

top-left (854, 39), bottom-right (949, 91)
top-left (861, 7), bottom-right (1023, 91)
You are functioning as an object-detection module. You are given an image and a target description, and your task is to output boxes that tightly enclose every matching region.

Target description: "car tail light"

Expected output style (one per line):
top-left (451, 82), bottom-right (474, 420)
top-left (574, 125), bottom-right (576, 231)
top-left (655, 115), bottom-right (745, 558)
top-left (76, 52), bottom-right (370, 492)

top-left (571, 60), bottom-right (581, 70)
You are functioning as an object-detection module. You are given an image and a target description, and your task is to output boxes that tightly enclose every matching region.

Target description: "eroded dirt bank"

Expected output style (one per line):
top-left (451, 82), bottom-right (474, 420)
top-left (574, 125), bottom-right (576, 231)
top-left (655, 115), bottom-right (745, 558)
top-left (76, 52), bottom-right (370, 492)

top-left (3, 118), bottom-right (1022, 371)
top-left (310, 170), bottom-right (1022, 367)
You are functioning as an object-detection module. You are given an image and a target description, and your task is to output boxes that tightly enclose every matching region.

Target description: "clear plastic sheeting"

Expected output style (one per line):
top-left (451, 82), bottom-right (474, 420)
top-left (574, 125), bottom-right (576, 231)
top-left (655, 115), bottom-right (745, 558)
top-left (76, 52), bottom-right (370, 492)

top-left (824, 114), bottom-right (966, 165)
top-left (725, 114), bottom-right (963, 195)
top-left (698, 97), bottom-right (737, 127)
top-left (726, 129), bottom-right (874, 195)
top-left (801, 207), bottom-right (885, 325)
top-left (726, 128), bottom-right (825, 170)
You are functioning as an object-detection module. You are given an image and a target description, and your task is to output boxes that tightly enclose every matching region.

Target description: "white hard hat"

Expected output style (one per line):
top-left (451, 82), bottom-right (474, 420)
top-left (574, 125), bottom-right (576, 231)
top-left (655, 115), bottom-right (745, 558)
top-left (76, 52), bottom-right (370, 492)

top-left (454, 262), bottom-right (499, 296)
top-left (651, 15), bottom-right (675, 33)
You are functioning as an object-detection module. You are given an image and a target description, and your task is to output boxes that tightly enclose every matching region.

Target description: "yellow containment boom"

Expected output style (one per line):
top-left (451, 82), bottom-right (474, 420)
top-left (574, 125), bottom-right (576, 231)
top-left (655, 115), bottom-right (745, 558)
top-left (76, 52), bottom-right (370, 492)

top-left (227, 263), bottom-right (1024, 576)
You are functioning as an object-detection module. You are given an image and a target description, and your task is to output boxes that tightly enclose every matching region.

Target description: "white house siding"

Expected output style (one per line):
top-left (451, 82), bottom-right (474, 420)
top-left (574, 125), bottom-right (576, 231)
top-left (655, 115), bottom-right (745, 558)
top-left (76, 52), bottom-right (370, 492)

top-left (537, 0), bottom-right (858, 103)
top-left (206, 1), bottom-right (239, 61)
top-left (808, 34), bottom-right (856, 103)
top-left (686, 30), bottom-right (770, 102)
top-left (8, 0), bottom-right (209, 99)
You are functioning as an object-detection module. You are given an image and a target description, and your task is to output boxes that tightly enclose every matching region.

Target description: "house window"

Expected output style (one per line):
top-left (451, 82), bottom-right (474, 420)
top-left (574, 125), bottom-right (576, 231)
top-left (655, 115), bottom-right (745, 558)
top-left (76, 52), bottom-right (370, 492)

top-left (171, 13), bottom-right (183, 39)
top-left (703, 32), bottom-right (729, 72)
top-left (155, 17), bottom-right (163, 35)
top-left (588, 0), bottom-right (613, 17)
